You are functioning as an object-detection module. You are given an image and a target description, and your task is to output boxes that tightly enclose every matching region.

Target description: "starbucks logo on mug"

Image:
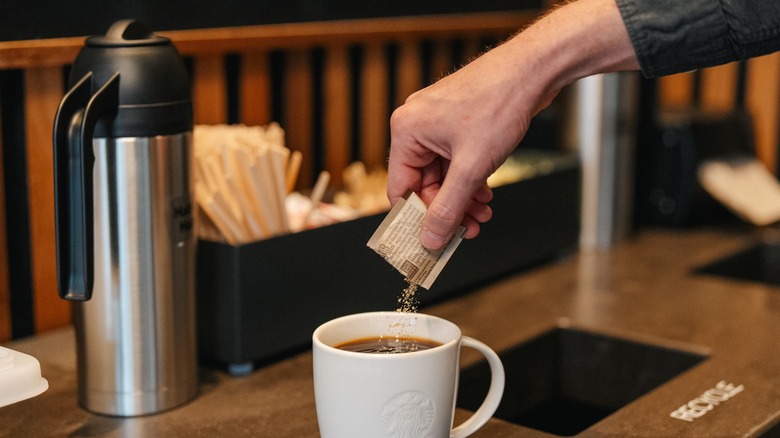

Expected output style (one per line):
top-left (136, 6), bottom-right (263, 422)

top-left (380, 391), bottom-right (436, 438)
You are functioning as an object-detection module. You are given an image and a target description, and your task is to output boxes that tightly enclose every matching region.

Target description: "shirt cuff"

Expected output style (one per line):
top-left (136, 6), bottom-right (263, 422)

top-left (615, 0), bottom-right (734, 78)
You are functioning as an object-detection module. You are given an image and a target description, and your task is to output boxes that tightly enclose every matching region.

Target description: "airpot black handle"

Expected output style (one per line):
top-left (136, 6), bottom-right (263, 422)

top-left (53, 72), bottom-right (119, 301)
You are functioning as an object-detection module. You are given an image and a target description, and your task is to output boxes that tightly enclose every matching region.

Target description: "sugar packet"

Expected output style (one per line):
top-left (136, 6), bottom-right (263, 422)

top-left (367, 191), bottom-right (464, 289)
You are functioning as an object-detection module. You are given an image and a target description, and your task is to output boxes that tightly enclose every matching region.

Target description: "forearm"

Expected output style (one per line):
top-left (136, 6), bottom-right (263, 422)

top-left (482, 0), bottom-right (639, 115)
top-left (529, 0), bottom-right (639, 86)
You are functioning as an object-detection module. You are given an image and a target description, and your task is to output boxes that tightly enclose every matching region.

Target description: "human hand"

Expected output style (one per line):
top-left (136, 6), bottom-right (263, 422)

top-left (387, 0), bottom-right (638, 251)
top-left (388, 41), bottom-right (557, 250)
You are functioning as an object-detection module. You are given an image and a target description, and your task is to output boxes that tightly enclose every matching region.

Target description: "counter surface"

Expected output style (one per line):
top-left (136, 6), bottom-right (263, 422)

top-left (2, 228), bottom-right (779, 437)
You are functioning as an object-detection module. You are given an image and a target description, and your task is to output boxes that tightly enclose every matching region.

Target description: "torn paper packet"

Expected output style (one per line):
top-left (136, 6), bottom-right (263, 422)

top-left (367, 191), bottom-right (464, 289)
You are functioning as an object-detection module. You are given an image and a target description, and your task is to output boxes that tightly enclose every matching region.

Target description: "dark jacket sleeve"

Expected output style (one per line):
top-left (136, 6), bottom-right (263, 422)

top-left (615, 0), bottom-right (780, 78)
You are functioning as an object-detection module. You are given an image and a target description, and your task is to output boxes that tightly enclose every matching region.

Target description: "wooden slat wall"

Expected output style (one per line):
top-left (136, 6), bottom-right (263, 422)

top-left (659, 53), bottom-right (780, 173)
top-left (1, 11), bottom-right (778, 338)
top-left (0, 13), bottom-right (533, 338)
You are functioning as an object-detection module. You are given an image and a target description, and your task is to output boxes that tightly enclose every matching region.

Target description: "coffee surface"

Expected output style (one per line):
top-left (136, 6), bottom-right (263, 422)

top-left (336, 336), bottom-right (442, 354)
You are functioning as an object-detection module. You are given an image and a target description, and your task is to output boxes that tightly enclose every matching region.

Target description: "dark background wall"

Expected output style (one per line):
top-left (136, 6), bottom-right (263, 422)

top-left (0, 0), bottom-right (544, 340)
top-left (0, 0), bottom-right (541, 41)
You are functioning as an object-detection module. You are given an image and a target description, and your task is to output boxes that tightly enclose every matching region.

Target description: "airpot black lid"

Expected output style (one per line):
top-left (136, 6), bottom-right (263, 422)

top-left (86, 19), bottom-right (169, 48)
top-left (69, 19), bottom-right (193, 137)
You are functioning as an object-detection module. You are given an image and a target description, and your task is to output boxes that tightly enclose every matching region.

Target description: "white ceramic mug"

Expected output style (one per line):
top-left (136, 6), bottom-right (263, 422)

top-left (312, 311), bottom-right (505, 438)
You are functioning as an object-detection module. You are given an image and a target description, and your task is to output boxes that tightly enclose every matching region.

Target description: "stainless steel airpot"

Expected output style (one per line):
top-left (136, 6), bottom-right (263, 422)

top-left (52, 19), bottom-right (197, 416)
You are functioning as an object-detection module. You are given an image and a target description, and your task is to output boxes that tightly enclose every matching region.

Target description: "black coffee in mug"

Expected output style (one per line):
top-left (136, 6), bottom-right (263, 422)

top-left (336, 336), bottom-right (442, 354)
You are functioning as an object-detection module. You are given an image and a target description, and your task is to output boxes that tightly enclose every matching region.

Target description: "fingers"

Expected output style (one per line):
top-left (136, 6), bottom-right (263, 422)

top-left (460, 215), bottom-right (482, 240)
top-left (387, 108), bottom-right (441, 207)
top-left (388, 93), bottom-right (497, 251)
top-left (466, 197), bottom-right (493, 224)
top-left (421, 200), bottom-right (491, 249)
top-left (472, 183), bottom-right (494, 204)
top-left (420, 178), bottom-right (492, 250)
top-left (386, 163), bottom-right (420, 206)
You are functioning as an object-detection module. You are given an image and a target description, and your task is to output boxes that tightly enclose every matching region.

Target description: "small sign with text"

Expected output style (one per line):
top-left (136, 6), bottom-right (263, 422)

top-left (670, 381), bottom-right (744, 422)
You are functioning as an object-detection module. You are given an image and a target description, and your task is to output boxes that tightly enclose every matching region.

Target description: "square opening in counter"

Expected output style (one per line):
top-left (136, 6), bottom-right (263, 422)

top-left (457, 326), bottom-right (708, 436)
top-left (695, 241), bottom-right (780, 286)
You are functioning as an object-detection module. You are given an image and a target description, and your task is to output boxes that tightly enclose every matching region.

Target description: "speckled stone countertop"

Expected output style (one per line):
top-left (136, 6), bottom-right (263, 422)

top-left (2, 227), bottom-right (779, 437)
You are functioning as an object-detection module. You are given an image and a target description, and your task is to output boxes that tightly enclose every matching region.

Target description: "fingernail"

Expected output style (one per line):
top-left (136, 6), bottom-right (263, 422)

top-left (421, 229), bottom-right (447, 251)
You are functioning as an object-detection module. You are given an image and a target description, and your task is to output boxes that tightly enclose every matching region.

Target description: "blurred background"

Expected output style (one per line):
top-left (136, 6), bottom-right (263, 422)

top-left (1, 0), bottom-right (777, 342)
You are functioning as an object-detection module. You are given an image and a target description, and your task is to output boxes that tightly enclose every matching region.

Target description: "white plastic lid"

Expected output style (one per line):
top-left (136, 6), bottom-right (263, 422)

top-left (0, 346), bottom-right (49, 408)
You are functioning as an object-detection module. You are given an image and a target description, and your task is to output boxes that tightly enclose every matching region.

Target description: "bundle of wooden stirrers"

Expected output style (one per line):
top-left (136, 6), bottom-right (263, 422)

top-left (193, 123), bottom-right (302, 245)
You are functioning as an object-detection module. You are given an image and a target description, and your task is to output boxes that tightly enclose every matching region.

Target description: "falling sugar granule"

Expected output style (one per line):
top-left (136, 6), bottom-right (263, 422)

top-left (396, 278), bottom-right (420, 313)
top-left (391, 278), bottom-right (421, 351)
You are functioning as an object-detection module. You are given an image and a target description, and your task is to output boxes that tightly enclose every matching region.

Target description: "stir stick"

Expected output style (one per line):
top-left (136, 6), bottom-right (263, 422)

top-left (303, 170), bottom-right (331, 228)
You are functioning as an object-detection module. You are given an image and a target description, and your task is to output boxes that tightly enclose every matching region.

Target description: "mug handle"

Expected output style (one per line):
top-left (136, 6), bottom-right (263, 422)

top-left (450, 336), bottom-right (505, 438)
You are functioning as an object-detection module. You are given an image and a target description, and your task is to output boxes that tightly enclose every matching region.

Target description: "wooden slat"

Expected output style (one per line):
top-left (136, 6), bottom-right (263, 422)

top-left (428, 39), bottom-right (453, 85)
top-left (360, 43), bottom-right (390, 170)
top-left (322, 45), bottom-right (351, 186)
top-left (394, 41), bottom-right (423, 108)
top-left (284, 50), bottom-right (314, 188)
top-left (700, 62), bottom-right (737, 112)
top-left (659, 72), bottom-right (694, 111)
top-left (24, 67), bottom-right (70, 333)
top-left (192, 55), bottom-right (228, 125)
top-left (747, 53), bottom-right (780, 172)
top-left (239, 52), bottom-right (272, 126)
top-left (0, 101), bottom-right (9, 342)
top-left (460, 38), bottom-right (486, 66)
